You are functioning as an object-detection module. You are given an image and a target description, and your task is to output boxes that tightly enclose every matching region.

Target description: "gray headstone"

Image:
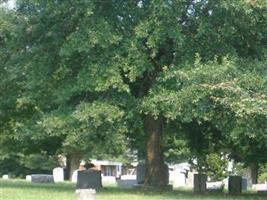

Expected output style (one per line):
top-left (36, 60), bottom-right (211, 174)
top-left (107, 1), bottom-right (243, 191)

top-left (193, 174), bottom-right (207, 193)
top-left (228, 176), bottom-right (242, 195)
top-left (76, 170), bottom-right (102, 190)
top-left (76, 189), bottom-right (96, 200)
top-left (242, 177), bottom-right (248, 191)
top-left (31, 174), bottom-right (54, 183)
top-left (53, 167), bottom-right (64, 183)
top-left (136, 163), bottom-right (146, 184)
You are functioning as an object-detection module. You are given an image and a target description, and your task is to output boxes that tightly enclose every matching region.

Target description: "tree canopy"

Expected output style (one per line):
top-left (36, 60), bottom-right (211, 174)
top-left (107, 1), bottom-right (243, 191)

top-left (0, 0), bottom-right (267, 187)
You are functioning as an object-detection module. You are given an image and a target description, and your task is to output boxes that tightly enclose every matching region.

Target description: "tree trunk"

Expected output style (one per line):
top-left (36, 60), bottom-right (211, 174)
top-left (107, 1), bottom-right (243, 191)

top-left (144, 115), bottom-right (168, 189)
top-left (250, 162), bottom-right (258, 184)
top-left (66, 152), bottom-right (81, 180)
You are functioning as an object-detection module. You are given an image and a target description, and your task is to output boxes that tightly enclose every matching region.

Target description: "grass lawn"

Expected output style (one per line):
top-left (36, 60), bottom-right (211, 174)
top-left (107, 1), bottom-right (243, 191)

top-left (0, 180), bottom-right (266, 200)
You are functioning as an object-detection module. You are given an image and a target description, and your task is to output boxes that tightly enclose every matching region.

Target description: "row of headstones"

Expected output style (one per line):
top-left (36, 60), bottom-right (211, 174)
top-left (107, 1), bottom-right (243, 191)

top-left (25, 168), bottom-right (103, 190)
top-left (194, 174), bottom-right (256, 194)
top-left (25, 167), bottom-right (64, 183)
top-left (2, 164), bottom-right (266, 195)
top-left (2, 170), bottom-right (256, 195)
top-left (1, 167), bottom-right (101, 189)
top-left (27, 169), bottom-right (101, 200)
top-left (136, 164), bottom-right (265, 194)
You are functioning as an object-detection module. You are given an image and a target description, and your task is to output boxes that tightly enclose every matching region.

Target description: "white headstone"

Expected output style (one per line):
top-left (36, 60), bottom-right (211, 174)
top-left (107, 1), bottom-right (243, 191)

top-left (26, 175), bottom-right (32, 181)
top-left (227, 160), bottom-right (234, 173)
top-left (207, 181), bottom-right (224, 192)
top-left (53, 167), bottom-right (64, 183)
top-left (252, 183), bottom-right (267, 191)
top-left (186, 172), bottom-right (194, 188)
top-left (72, 169), bottom-right (78, 183)
top-left (173, 169), bottom-right (186, 188)
top-left (102, 176), bottom-right (116, 185)
top-left (223, 177), bottom-right (229, 189)
top-left (2, 174), bottom-right (9, 180)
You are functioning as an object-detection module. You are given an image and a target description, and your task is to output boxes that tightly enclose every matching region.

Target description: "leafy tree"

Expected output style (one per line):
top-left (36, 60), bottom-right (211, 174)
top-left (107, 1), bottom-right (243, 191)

top-left (1, 0), bottom-right (267, 188)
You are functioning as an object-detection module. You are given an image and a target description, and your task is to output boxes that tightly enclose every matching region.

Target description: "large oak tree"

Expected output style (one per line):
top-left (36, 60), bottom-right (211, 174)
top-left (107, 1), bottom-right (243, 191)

top-left (1, 0), bottom-right (267, 187)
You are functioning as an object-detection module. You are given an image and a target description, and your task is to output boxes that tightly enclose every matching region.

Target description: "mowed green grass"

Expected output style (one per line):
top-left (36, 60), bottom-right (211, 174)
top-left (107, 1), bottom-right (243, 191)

top-left (0, 180), bottom-right (266, 200)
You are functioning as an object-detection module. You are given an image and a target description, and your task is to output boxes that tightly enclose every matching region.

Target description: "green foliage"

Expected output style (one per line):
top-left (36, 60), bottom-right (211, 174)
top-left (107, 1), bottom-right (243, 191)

top-left (21, 153), bottom-right (58, 171)
top-left (0, 155), bottom-right (27, 178)
top-left (259, 164), bottom-right (267, 183)
top-left (0, 152), bottom-right (57, 177)
top-left (142, 57), bottom-right (267, 165)
top-left (1, 0), bottom-right (267, 179)
top-left (164, 136), bottom-right (191, 164)
top-left (259, 172), bottom-right (267, 183)
top-left (205, 153), bottom-right (228, 181)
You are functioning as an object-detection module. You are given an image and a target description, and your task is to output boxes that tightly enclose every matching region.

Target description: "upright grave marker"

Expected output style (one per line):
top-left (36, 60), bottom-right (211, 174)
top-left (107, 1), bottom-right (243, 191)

top-left (136, 163), bottom-right (146, 184)
top-left (26, 175), bottom-right (32, 181)
top-left (76, 170), bottom-right (102, 190)
top-left (193, 174), bottom-right (207, 193)
top-left (228, 176), bottom-right (242, 195)
top-left (242, 178), bottom-right (248, 192)
top-left (53, 167), bottom-right (64, 183)
top-left (76, 169), bottom-right (101, 200)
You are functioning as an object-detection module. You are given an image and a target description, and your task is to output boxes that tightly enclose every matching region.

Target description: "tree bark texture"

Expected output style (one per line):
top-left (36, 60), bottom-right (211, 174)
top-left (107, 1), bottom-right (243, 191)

top-left (66, 152), bottom-right (81, 181)
top-left (250, 162), bottom-right (258, 184)
top-left (144, 115), bottom-right (168, 188)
